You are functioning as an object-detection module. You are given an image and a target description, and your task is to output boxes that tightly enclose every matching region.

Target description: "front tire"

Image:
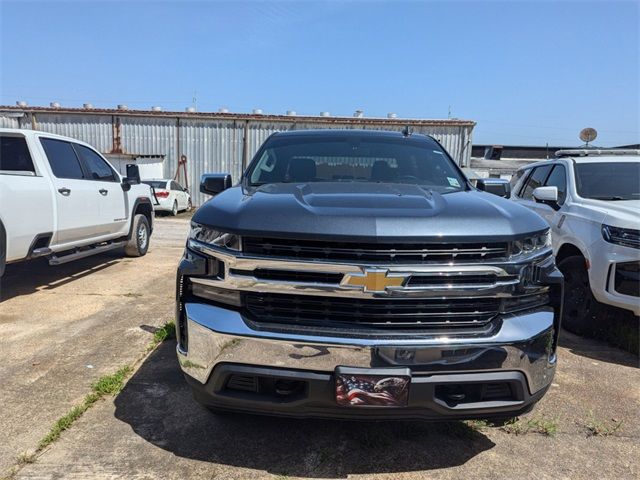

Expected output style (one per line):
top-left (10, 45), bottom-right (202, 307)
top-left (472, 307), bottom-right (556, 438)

top-left (558, 255), bottom-right (608, 335)
top-left (124, 214), bottom-right (150, 257)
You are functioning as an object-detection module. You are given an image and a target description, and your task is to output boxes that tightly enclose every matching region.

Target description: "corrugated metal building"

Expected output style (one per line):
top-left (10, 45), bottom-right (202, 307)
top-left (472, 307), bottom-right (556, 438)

top-left (0, 106), bottom-right (475, 206)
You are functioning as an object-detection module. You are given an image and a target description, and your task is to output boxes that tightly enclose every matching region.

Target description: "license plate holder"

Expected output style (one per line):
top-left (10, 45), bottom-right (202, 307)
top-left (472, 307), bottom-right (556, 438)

top-left (335, 366), bottom-right (410, 407)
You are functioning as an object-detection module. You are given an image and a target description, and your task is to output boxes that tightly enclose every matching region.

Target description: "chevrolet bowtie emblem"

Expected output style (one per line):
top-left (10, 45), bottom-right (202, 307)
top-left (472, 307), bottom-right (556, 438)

top-left (342, 269), bottom-right (408, 293)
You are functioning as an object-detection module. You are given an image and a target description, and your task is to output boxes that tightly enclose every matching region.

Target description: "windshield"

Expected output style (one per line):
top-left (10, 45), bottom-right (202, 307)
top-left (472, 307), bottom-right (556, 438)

top-left (247, 134), bottom-right (467, 193)
top-left (142, 180), bottom-right (168, 189)
top-left (574, 162), bottom-right (640, 201)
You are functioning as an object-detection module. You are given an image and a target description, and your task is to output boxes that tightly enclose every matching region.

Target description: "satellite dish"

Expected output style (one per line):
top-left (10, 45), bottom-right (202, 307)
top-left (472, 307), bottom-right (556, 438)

top-left (579, 128), bottom-right (598, 145)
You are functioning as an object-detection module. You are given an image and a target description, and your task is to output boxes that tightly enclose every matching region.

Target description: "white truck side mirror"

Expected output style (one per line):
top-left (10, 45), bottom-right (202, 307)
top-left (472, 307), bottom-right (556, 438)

top-left (533, 186), bottom-right (560, 210)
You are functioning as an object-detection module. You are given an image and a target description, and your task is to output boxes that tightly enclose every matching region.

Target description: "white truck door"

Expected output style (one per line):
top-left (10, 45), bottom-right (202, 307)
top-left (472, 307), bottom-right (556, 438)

top-left (73, 143), bottom-right (127, 235)
top-left (0, 134), bottom-right (54, 261)
top-left (513, 164), bottom-right (554, 224)
top-left (39, 138), bottom-right (102, 245)
top-left (538, 164), bottom-right (568, 232)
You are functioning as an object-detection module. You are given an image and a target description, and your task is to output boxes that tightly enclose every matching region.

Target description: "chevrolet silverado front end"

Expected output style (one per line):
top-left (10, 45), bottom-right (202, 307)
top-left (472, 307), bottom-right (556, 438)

top-left (176, 130), bottom-right (563, 420)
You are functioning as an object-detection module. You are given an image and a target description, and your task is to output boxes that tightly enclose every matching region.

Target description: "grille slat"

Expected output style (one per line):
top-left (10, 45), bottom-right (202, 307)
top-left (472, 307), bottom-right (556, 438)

top-left (243, 237), bottom-right (509, 264)
top-left (244, 293), bottom-right (500, 330)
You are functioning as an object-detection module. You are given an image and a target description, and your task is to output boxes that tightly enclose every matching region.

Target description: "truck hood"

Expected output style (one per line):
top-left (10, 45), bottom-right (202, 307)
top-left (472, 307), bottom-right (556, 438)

top-left (596, 199), bottom-right (640, 229)
top-left (193, 182), bottom-right (548, 242)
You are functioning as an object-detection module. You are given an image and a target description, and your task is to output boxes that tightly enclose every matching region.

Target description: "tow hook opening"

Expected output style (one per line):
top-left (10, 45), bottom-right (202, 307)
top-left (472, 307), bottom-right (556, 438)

top-left (435, 381), bottom-right (520, 407)
top-left (224, 374), bottom-right (307, 402)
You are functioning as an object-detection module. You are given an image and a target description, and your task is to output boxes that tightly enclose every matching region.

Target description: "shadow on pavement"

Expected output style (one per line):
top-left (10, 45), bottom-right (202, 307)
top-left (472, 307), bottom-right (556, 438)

top-left (559, 329), bottom-right (639, 368)
top-left (0, 251), bottom-right (123, 302)
top-left (115, 340), bottom-right (495, 478)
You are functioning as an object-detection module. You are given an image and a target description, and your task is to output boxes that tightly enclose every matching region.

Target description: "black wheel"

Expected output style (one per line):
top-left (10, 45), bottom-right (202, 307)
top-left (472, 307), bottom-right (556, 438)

top-left (170, 200), bottom-right (178, 216)
top-left (558, 255), bottom-right (609, 335)
top-left (187, 199), bottom-right (192, 211)
top-left (124, 214), bottom-right (150, 257)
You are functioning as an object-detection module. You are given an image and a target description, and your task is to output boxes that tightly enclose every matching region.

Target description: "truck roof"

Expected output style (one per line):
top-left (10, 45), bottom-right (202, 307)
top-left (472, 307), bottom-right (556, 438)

top-left (0, 127), bottom-right (80, 142)
top-left (0, 127), bottom-right (104, 150)
top-left (271, 128), bottom-right (434, 140)
top-left (516, 151), bottom-right (640, 171)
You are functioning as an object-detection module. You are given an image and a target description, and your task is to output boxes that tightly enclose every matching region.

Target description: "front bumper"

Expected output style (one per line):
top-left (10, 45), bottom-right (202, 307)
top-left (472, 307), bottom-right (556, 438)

top-left (178, 302), bottom-right (558, 419)
top-left (588, 238), bottom-right (640, 315)
top-left (152, 197), bottom-right (174, 212)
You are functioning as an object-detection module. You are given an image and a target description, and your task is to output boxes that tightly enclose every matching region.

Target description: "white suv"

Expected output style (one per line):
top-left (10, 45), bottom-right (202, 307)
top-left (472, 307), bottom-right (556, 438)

top-left (510, 149), bottom-right (639, 333)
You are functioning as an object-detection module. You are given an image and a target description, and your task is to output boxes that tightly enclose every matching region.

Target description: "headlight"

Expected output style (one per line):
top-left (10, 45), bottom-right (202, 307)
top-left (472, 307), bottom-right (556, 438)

top-left (602, 225), bottom-right (640, 250)
top-left (189, 223), bottom-right (240, 251)
top-left (512, 230), bottom-right (551, 256)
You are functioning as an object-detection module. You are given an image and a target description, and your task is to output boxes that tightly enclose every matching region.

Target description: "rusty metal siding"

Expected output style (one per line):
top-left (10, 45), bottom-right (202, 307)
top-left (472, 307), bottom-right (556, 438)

top-left (0, 107), bottom-right (474, 206)
top-left (24, 113), bottom-right (113, 152)
top-left (242, 121), bottom-right (473, 167)
top-left (179, 119), bottom-right (245, 205)
top-left (0, 116), bottom-right (20, 128)
top-left (119, 116), bottom-right (177, 158)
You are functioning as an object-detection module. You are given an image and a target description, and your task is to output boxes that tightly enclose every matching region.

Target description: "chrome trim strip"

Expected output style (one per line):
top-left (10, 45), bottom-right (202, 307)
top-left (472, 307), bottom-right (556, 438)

top-left (190, 276), bottom-right (519, 299)
top-left (189, 239), bottom-right (552, 267)
top-left (187, 240), bottom-right (537, 299)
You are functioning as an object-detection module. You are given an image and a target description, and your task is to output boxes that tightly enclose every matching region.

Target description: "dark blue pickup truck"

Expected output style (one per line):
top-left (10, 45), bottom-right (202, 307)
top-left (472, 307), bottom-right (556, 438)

top-left (175, 129), bottom-right (562, 421)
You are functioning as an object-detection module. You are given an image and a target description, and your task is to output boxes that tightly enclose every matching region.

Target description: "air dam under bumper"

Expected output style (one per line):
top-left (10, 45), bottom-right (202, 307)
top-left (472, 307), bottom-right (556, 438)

top-left (178, 303), bottom-right (558, 419)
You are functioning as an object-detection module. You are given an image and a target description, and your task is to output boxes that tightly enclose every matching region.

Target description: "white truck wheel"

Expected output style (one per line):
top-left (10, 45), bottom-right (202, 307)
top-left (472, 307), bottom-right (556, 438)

top-left (124, 214), bottom-right (150, 257)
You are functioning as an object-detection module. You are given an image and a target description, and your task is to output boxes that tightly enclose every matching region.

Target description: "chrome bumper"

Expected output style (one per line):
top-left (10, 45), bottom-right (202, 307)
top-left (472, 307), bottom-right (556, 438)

top-left (177, 302), bottom-right (557, 395)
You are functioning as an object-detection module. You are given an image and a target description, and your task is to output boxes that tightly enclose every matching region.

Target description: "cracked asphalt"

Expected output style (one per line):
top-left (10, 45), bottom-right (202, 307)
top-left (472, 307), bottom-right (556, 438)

top-left (1, 216), bottom-right (638, 479)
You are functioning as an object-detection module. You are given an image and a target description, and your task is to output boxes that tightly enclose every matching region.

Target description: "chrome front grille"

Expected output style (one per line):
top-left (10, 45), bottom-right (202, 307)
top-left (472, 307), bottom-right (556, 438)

top-left (187, 238), bottom-right (552, 334)
top-left (242, 237), bottom-right (510, 264)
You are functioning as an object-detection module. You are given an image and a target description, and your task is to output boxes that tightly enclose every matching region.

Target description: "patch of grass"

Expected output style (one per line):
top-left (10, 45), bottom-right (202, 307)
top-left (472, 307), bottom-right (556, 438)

top-left (147, 321), bottom-right (175, 351)
top-left (91, 366), bottom-right (132, 396)
top-left (37, 366), bottom-right (133, 451)
top-left (38, 403), bottom-right (89, 450)
top-left (16, 452), bottom-right (36, 465)
top-left (528, 418), bottom-right (558, 436)
top-left (15, 320), bottom-right (178, 473)
top-left (465, 419), bottom-right (490, 432)
top-left (501, 417), bottom-right (527, 435)
top-left (501, 416), bottom-right (559, 437)
top-left (584, 411), bottom-right (623, 437)
top-left (20, 321), bottom-right (177, 470)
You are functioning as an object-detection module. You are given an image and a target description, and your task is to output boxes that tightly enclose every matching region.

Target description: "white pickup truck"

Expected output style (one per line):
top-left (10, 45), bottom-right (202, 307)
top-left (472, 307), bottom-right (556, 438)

top-left (0, 128), bottom-right (155, 277)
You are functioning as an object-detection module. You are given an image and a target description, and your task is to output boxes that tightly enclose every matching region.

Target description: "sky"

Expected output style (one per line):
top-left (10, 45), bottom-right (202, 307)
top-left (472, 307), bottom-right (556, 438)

top-left (0, 0), bottom-right (638, 146)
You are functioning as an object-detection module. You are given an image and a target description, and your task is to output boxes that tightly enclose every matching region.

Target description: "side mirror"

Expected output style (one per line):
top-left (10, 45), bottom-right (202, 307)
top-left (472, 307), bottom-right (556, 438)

top-left (122, 164), bottom-right (141, 191)
top-left (476, 178), bottom-right (511, 198)
top-left (533, 186), bottom-right (560, 210)
top-left (200, 174), bottom-right (232, 196)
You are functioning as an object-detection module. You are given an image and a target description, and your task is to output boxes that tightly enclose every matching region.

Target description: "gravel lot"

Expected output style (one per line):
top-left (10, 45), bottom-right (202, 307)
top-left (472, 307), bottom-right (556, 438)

top-left (1, 216), bottom-right (638, 479)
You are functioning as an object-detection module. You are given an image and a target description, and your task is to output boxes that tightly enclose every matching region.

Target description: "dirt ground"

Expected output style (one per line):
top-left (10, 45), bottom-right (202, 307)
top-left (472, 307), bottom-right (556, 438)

top-left (1, 216), bottom-right (638, 479)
